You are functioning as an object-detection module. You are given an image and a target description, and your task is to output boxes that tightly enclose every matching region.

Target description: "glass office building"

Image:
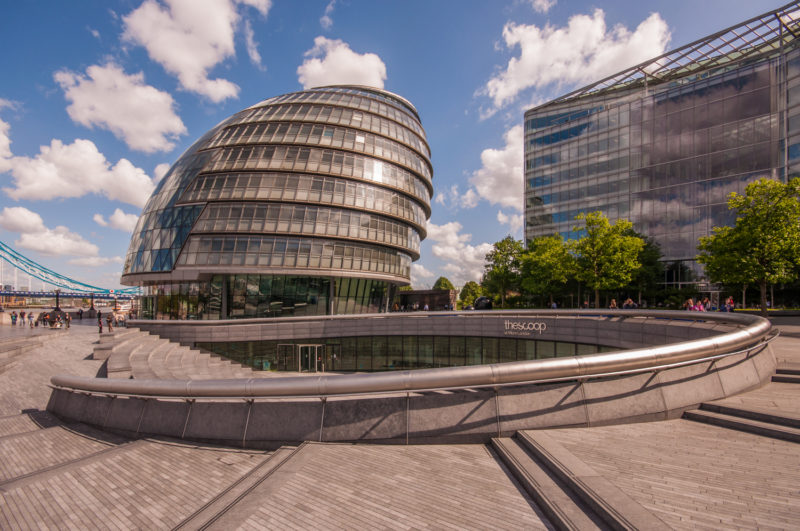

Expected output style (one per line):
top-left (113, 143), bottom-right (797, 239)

top-left (524, 3), bottom-right (800, 286)
top-left (121, 86), bottom-right (432, 319)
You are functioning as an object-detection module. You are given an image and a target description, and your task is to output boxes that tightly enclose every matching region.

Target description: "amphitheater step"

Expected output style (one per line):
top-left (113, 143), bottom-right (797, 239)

top-left (683, 409), bottom-right (800, 443)
top-left (515, 430), bottom-right (670, 530)
top-left (173, 445), bottom-right (299, 530)
top-left (491, 437), bottom-right (604, 530)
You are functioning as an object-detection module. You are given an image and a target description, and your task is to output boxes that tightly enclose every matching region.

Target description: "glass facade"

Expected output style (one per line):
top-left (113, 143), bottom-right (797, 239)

top-left (524, 6), bottom-right (800, 285)
top-left (122, 86), bottom-right (431, 319)
top-left (197, 335), bottom-right (612, 372)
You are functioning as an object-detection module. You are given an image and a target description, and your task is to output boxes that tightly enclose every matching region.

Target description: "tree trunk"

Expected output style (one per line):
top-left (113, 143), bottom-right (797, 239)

top-left (759, 279), bottom-right (768, 317)
top-left (594, 289), bottom-right (600, 309)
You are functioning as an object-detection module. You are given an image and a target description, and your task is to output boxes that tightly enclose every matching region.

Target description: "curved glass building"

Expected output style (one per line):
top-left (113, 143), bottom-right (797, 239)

top-left (122, 86), bottom-right (432, 319)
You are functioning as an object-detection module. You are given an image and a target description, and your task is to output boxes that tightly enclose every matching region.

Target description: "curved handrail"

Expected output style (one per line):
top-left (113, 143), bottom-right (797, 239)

top-left (51, 310), bottom-right (772, 399)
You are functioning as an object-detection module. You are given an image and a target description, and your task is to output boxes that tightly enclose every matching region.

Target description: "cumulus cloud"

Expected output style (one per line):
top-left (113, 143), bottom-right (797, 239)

top-left (435, 185), bottom-right (479, 210)
top-left (320, 0), bottom-right (336, 29)
top-left (0, 207), bottom-right (99, 257)
top-left (122, 0), bottom-right (272, 102)
top-left (469, 124), bottom-right (524, 211)
top-left (153, 162), bottom-right (171, 183)
top-left (426, 221), bottom-right (493, 286)
top-left (0, 117), bottom-right (158, 208)
top-left (530, 0), bottom-right (556, 13)
top-left (482, 9), bottom-right (670, 113)
top-left (297, 37), bottom-right (387, 89)
top-left (410, 263), bottom-right (434, 289)
top-left (93, 208), bottom-right (140, 232)
top-left (497, 210), bottom-right (524, 233)
top-left (68, 256), bottom-right (124, 267)
top-left (55, 62), bottom-right (186, 153)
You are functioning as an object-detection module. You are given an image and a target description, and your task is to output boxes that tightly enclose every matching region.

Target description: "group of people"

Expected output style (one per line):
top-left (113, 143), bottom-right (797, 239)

top-left (685, 296), bottom-right (735, 312)
top-left (607, 298), bottom-right (640, 309)
top-left (8, 310), bottom-right (70, 328)
top-left (97, 310), bottom-right (125, 333)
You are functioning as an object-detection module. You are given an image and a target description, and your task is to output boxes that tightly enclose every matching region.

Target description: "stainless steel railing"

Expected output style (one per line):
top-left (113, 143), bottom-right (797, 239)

top-left (50, 310), bottom-right (772, 400)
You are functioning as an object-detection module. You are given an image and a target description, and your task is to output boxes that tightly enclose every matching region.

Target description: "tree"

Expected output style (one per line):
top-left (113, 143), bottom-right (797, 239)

top-left (519, 235), bottom-right (575, 306)
top-left (482, 236), bottom-right (523, 308)
top-left (397, 285), bottom-right (414, 292)
top-left (572, 211), bottom-right (645, 309)
top-left (627, 234), bottom-right (664, 304)
top-left (432, 276), bottom-right (455, 290)
top-left (459, 281), bottom-right (483, 307)
top-left (697, 177), bottom-right (800, 316)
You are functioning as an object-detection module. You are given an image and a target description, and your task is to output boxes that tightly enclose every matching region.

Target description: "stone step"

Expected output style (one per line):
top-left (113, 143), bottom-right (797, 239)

top-left (0, 422), bottom-right (130, 485)
top-left (772, 374), bottom-right (800, 384)
top-left (776, 363), bottom-right (800, 375)
top-left (683, 409), bottom-right (800, 443)
top-left (0, 437), bottom-right (266, 529)
top-left (491, 437), bottom-right (603, 530)
top-left (0, 410), bottom-right (61, 438)
top-left (700, 402), bottom-right (800, 429)
top-left (173, 446), bottom-right (298, 530)
top-left (516, 430), bottom-right (670, 530)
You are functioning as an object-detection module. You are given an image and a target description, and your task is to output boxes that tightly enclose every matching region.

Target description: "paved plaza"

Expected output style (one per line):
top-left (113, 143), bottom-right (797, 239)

top-left (0, 318), bottom-right (798, 529)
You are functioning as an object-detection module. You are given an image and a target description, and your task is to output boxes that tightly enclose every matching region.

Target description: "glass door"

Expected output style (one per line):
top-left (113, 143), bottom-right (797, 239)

top-left (298, 344), bottom-right (324, 372)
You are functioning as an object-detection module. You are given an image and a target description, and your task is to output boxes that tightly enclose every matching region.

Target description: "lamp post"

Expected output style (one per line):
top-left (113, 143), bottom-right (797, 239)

top-left (54, 288), bottom-right (61, 311)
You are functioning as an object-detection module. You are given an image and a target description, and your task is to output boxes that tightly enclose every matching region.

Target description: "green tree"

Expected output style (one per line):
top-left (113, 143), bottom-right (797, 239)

top-left (459, 281), bottom-right (483, 307)
top-left (520, 235), bottom-right (575, 306)
top-left (397, 285), bottom-right (414, 292)
top-left (697, 177), bottom-right (800, 316)
top-left (627, 234), bottom-right (664, 304)
top-left (482, 236), bottom-right (523, 308)
top-left (432, 276), bottom-right (455, 290)
top-left (572, 211), bottom-right (645, 309)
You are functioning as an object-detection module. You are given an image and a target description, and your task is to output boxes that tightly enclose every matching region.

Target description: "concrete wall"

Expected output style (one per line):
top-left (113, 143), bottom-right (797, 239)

top-left (46, 339), bottom-right (776, 448)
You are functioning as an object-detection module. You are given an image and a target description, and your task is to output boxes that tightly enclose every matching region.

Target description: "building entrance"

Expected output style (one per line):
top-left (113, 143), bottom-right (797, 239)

top-left (298, 344), bottom-right (324, 372)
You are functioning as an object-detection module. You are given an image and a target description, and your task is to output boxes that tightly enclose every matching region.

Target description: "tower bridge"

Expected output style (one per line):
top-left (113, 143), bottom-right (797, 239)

top-left (0, 240), bottom-right (139, 299)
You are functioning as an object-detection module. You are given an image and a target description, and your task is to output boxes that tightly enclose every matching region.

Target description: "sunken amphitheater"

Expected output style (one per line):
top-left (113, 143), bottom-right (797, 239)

top-left (1, 84), bottom-right (799, 529)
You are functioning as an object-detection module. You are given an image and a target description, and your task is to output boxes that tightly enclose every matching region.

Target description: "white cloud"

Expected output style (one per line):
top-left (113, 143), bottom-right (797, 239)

top-left (94, 208), bottom-right (140, 232)
top-left (426, 221), bottom-right (492, 286)
top-left (243, 19), bottom-right (264, 70)
top-left (122, 0), bottom-right (273, 102)
top-left (0, 117), bottom-right (157, 208)
top-left (482, 9), bottom-right (670, 112)
top-left (320, 0), bottom-right (336, 29)
top-left (88, 27), bottom-right (101, 39)
top-left (297, 37), bottom-right (387, 89)
top-left (530, 0), bottom-right (556, 13)
top-left (410, 263), bottom-right (434, 288)
top-left (497, 210), bottom-right (524, 233)
top-left (0, 207), bottom-right (99, 257)
top-left (469, 124), bottom-right (524, 211)
top-left (68, 256), bottom-right (124, 267)
top-left (55, 62), bottom-right (186, 153)
top-left (435, 185), bottom-right (479, 210)
top-left (153, 162), bottom-right (171, 183)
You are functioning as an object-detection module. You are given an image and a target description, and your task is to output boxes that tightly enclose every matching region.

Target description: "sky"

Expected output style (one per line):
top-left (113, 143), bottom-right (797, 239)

top-left (0, 0), bottom-right (785, 292)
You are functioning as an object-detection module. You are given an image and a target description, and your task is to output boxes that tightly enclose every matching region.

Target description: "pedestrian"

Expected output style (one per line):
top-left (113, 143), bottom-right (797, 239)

top-left (10, 311), bottom-right (17, 326)
top-left (28, 312), bottom-right (34, 328)
top-left (65, 313), bottom-right (71, 329)
top-left (609, 299), bottom-right (618, 309)
top-left (19, 311), bottom-right (25, 326)
top-left (78, 308), bottom-right (83, 320)
top-left (106, 314), bottom-right (113, 332)
top-left (98, 317), bottom-right (103, 334)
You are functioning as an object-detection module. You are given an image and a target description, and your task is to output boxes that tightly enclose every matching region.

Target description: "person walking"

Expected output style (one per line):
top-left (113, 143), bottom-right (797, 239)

top-left (106, 314), bottom-right (113, 332)
top-left (19, 311), bottom-right (25, 326)
top-left (28, 312), bottom-right (34, 328)
top-left (10, 311), bottom-right (17, 326)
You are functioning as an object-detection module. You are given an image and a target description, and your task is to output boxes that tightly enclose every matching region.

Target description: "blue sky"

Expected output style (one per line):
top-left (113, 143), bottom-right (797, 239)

top-left (0, 0), bottom-right (783, 291)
